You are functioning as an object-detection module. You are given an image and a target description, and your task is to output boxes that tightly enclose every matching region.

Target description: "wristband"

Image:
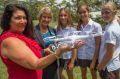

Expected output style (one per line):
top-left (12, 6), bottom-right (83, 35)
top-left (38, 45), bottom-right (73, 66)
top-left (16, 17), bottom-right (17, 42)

top-left (53, 52), bottom-right (59, 59)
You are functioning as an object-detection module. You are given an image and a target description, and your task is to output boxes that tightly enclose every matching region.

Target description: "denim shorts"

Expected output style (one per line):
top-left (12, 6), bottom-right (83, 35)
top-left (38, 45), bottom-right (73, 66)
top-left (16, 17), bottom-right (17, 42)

top-left (99, 68), bottom-right (120, 79)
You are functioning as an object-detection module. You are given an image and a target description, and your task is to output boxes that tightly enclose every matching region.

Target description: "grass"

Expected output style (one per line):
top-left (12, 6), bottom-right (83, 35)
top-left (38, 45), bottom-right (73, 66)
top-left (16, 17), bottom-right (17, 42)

top-left (0, 58), bottom-right (8, 79)
top-left (63, 66), bottom-right (101, 79)
top-left (0, 58), bottom-right (101, 79)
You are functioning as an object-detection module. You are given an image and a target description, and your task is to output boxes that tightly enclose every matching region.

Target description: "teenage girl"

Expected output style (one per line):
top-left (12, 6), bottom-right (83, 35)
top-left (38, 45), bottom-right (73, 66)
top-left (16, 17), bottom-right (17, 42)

top-left (98, 1), bottom-right (120, 79)
top-left (77, 3), bottom-right (102, 79)
top-left (57, 7), bottom-right (77, 79)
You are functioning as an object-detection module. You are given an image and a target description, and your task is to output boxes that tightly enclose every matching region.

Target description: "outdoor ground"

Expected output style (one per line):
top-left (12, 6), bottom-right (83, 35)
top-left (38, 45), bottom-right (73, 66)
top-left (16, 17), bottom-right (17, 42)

top-left (0, 58), bottom-right (101, 79)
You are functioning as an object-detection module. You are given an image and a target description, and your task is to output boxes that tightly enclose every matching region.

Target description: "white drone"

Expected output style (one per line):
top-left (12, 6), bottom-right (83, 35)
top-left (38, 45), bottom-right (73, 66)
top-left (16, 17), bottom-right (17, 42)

top-left (43, 31), bottom-right (103, 51)
top-left (43, 31), bottom-right (103, 43)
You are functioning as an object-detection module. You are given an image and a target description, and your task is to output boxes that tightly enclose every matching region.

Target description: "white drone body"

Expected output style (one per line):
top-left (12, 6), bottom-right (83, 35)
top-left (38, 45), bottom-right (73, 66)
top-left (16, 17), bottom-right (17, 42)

top-left (43, 31), bottom-right (103, 51)
top-left (44, 31), bottom-right (102, 43)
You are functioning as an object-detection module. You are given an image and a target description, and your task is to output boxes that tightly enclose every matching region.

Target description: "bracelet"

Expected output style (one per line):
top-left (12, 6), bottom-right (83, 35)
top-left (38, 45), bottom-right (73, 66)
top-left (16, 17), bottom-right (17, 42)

top-left (53, 52), bottom-right (60, 59)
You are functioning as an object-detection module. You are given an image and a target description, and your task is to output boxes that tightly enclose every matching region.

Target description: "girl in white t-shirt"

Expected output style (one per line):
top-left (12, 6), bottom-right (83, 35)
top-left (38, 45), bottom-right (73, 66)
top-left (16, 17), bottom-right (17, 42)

top-left (97, 1), bottom-right (120, 79)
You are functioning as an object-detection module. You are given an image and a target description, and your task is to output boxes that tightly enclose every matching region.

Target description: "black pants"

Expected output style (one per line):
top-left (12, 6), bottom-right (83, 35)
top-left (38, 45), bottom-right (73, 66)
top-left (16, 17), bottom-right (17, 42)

top-left (99, 68), bottom-right (120, 79)
top-left (42, 61), bottom-right (59, 79)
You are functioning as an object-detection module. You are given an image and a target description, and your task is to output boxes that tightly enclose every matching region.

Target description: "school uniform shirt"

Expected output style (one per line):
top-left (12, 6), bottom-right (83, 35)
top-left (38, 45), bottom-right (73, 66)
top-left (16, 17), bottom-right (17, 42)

top-left (57, 26), bottom-right (76, 59)
top-left (77, 19), bottom-right (102, 60)
top-left (98, 19), bottom-right (120, 72)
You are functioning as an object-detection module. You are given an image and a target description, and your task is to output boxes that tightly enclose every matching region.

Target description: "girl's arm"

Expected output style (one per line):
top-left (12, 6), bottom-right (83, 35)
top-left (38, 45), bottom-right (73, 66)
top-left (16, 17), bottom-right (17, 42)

top-left (70, 49), bottom-right (77, 64)
top-left (67, 49), bottom-right (77, 70)
top-left (90, 36), bottom-right (101, 69)
top-left (97, 43), bottom-right (114, 70)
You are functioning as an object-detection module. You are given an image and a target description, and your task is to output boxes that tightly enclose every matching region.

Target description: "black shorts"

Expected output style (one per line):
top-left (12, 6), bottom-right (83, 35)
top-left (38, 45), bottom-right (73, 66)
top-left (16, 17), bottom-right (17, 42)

top-left (59, 59), bottom-right (80, 69)
top-left (77, 59), bottom-right (98, 69)
top-left (59, 59), bottom-right (70, 69)
top-left (99, 68), bottom-right (120, 79)
top-left (77, 59), bottom-right (92, 67)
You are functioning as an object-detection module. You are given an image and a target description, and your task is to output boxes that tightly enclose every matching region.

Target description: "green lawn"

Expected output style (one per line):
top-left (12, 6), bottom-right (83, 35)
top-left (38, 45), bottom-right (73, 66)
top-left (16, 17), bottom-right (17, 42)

top-left (0, 58), bottom-right (100, 79)
top-left (0, 58), bottom-right (8, 79)
top-left (63, 66), bottom-right (100, 79)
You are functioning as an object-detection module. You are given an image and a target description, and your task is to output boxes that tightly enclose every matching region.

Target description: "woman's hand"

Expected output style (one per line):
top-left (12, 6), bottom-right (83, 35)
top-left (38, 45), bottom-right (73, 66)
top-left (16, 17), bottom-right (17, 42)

top-left (58, 40), bottom-right (85, 53)
top-left (44, 46), bottom-right (53, 55)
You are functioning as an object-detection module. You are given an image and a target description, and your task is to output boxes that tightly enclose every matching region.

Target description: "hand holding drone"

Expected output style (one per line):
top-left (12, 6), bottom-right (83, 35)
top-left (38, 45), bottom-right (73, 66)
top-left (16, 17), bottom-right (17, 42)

top-left (43, 31), bottom-right (103, 51)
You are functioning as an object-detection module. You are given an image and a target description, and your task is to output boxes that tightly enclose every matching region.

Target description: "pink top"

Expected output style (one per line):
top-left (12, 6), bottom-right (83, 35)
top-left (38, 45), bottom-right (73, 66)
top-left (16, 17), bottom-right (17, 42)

top-left (0, 31), bottom-right (42, 79)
